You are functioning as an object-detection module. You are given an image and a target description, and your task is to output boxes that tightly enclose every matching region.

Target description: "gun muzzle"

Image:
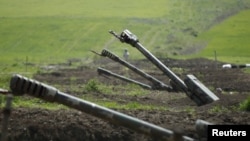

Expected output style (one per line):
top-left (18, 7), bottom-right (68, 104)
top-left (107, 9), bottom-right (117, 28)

top-left (10, 74), bottom-right (57, 101)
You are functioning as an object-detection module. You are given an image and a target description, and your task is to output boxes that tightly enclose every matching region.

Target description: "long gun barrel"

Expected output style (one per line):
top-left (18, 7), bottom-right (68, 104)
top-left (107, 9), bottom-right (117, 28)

top-left (109, 30), bottom-right (186, 92)
top-left (110, 29), bottom-right (219, 106)
top-left (9, 74), bottom-right (195, 141)
top-left (97, 67), bottom-right (152, 89)
top-left (99, 49), bottom-right (172, 90)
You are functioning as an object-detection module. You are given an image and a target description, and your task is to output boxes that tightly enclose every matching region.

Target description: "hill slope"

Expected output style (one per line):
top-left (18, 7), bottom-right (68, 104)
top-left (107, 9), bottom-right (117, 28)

top-left (0, 0), bottom-right (249, 68)
top-left (195, 9), bottom-right (250, 63)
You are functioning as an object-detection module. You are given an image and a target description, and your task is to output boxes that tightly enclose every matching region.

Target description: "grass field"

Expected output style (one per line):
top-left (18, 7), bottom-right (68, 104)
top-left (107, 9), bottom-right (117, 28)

top-left (0, 0), bottom-right (169, 64)
top-left (0, 0), bottom-right (249, 76)
top-left (194, 9), bottom-right (250, 63)
top-left (0, 0), bottom-right (169, 18)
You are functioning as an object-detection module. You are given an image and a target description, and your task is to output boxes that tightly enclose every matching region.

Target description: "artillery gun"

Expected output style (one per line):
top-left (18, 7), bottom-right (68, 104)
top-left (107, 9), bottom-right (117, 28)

top-left (92, 49), bottom-right (172, 90)
top-left (9, 74), bottom-right (196, 141)
top-left (109, 29), bottom-right (219, 106)
top-left (97, 67), bottom-right (152, 89)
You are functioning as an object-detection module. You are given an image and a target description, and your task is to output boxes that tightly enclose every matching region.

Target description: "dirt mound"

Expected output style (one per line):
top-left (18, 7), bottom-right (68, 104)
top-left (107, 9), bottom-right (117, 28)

top-left (1, 58), bottom-right (250, 141)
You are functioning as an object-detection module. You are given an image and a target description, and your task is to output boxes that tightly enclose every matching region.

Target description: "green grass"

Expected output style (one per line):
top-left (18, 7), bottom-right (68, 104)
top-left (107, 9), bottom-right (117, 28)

top-left (193, 9), bottom-right (250, 64)
top-left (0, 0), bottom-right (169, 18)
top-left (5, 95), bottom-right (168, 111)
top-left (0, 17), bottom-right (120, 62)
top-left (239, 96), bottom-right (250, 111)
top-left (0, 94), bottom-right (68, 110)
top-left (83, 78), bottom-right (150, 96)
top-left (0, 0), bottom-right (248, 67)
top-left (0, 0), bottom-right (170, 72)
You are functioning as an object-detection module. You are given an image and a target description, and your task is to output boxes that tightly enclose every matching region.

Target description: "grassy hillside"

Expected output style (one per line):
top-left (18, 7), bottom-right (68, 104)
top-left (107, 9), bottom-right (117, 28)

top-left (194, 9), bottom-right (250, 64)
top-left (0, 0), bottom-right (168, 18)
top-left (0, 0), bottom-right (249, 76)
top-left (0, 0), bottom-right (169, 64)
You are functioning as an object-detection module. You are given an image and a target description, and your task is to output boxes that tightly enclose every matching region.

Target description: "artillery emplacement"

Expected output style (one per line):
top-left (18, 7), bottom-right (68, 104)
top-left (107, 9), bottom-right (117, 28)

top-left (0, 29), bottom-right (221, 141)
top-left (0, 74), bottom-right (219, 141)
top-left (92, 49), bottom-right (172, 91)
top-left (8, 74), bottom-right (196, 141)
top-left (107, 29), bottom-right (219, 106)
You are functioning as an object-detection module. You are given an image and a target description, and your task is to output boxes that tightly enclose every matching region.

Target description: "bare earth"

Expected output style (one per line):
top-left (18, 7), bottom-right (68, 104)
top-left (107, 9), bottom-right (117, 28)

top-left (1, 57), bottom-right (250, 141)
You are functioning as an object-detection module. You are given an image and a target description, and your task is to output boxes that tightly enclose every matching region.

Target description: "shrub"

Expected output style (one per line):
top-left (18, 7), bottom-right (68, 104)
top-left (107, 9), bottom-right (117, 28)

top-left (239, 96), bottom-right (250, 111)
top-left (84, 79), bottom-right (100, 93)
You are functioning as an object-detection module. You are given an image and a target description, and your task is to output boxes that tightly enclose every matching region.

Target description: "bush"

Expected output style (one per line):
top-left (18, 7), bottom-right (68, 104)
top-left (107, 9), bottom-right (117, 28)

top-left (84, 79), bottom-right (100, 93)
top-left (239, 96), bottom-right (250, 111)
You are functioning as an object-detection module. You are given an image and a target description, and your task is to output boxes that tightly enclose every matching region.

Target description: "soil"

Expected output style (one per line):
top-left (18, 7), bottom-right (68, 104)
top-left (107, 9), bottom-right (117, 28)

top-left (1, 57), bottom-right (250, 141)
